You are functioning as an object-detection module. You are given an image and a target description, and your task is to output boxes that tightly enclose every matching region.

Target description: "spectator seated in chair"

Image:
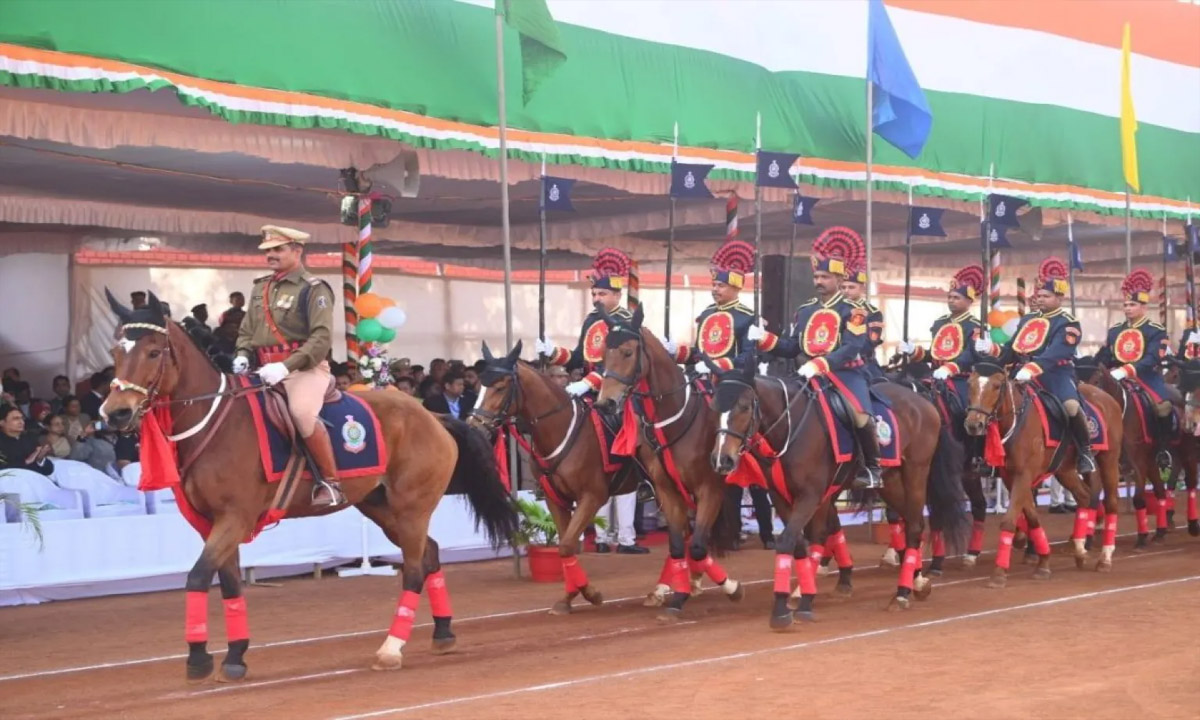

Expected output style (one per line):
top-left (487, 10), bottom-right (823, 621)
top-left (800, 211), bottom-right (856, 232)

top-left (0, 404), bottom-right (53, 475)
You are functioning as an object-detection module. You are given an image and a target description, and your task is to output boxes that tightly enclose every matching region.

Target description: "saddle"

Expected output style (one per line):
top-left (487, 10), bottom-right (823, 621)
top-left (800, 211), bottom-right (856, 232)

top-left (813, 378), bottom-right (902, 468)
top-left (260, 379), bottom-right (343, 442)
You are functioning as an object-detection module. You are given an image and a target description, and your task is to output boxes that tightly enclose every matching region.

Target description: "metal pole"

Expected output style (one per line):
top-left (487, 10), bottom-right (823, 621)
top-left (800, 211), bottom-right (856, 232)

top-left (1125, 187), bottom-right (1133, 275)
top-left (665, 198), bottom-right (675, 338)
top-left (901, 184), bottom-right (912, 342)
top-left (784, 202), bottom-right (797, 326)
top-left (981, 201), bottom-right (992, 331)
top-left (1162, 213), bottom-right (1170, 333)
top-left (538, 158), bottom-right (547, 346)
top-left (1067, 212), bottom-right (1077, 316)
top-left (865, 79), bottom-right (874, 284)
top-left (754, 112), bottom-right (763, 316)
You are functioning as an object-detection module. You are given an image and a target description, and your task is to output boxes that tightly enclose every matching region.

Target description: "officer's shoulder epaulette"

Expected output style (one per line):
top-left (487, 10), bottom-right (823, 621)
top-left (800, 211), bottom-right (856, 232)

top-left (798, 298), bottom-right (818, 308)
top-left (1061, 311), bottom-right (1078, 322)
top-left (964, 314), bottom-right (981, 324)
top-left (305, 275), bottom-right (325, 287)
top-left (1110, 320), bottom-right (1124, 329)
top-left (252, 273), bottom-right (272, 284)
top-left (732, 303), bottom-right (755, 315)
top-left (1148, 321), bottom-right (1166, 331)
top-left (935, 313), bottom-right (951, 321)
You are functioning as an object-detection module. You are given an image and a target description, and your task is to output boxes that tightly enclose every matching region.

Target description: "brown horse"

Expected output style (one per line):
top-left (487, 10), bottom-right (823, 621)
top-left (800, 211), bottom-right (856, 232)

top-left (592, 305), bottom-right (745, 621)
top-left (964, 362), bottom-right (1122, 587)
top-left (100, 291), bottom-right (516, 681)
top-left (468, 341), bottom-right (627, 614)
top-left (1078, 357), bottom-right (1199, 545)
top-left (708, 360), bottom-right (968, 630)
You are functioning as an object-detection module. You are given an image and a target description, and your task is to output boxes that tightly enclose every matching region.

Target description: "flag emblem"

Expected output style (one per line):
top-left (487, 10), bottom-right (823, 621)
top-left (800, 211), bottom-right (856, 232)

top-left (989, 228), bottom-right (1000, 244)
top-left (548, 184), bottom-right (560, 202)
top-left (795, 201), bottom-right (804, 217)
top-left (768, 160), bottom-right (780, 178)
top-left (918, 213), bottom-right (930, 230)
top-left (684, 172), bottom-right (695, 189)
top-left (995, 201), bottom-right (1006, 218)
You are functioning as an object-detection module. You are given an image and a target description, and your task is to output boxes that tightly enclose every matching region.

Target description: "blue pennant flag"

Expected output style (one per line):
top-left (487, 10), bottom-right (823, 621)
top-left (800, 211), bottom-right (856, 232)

top-left (1069, 239), bottom-right (1084, 271)
top-left (1189, 223), bottom-right (1200, 253)
top-left (908, 206), bottom-right (945, 237)
top-left (756, 151), bottom-right (799, 189)
top-left (669, 161), bottom-right (714, 199)
top-left (1164, 234), bottom-right (1179, 262)
top-left (867, 0), bottom-right (933, 159)
top-left (981, 221), bottom-right (1011, 249)
top-left (793, 195), bottom-right (818, 225)
top-left (988, 194), bottom-right (1028, 228)
top-left (541, 176), bottom-right (575, 211)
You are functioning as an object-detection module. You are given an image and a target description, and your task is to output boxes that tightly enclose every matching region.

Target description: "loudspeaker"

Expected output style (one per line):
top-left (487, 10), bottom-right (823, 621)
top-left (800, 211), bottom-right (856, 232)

top-left (761, 255), bottom-right (813, 335)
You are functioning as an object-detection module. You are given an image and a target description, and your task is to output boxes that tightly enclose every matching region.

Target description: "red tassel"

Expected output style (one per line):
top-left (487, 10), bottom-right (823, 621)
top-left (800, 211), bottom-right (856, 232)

top-left (139, 402), bottom-right (180, 491)
top-left (493, 426), bottom-right (511, 493)
top-left (984, 421), bottom-right (1006, 467)
top-left (612, 396), bottom-right (640, 457)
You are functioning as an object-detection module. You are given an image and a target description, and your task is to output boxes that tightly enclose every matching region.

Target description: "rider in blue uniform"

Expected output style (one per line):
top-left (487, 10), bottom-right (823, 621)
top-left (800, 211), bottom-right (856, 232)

top-left (1095, 268), bottom-right (1173, 467)
top-left (900, 264), bottom-right (987, 408)
top-left (839, 260), bottom-right (886, 381)
top-left (754, 227), bottom-right (880, 489)
top-left (977, 258), bottom-right (1096, 474)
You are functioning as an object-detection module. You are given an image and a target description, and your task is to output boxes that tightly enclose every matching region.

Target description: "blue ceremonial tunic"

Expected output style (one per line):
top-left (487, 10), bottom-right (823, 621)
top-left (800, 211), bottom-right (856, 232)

top-left (1000, 308), bottom-right (1082, 402)
top-left (856, 300), bottom-right (885, 381)
top-left (924, 311), bottom-right (984, 404)
top-left (1097, 317), bottom-right (1169, 402)
top-left (684, 301), bottom-right (757, 371)
top-left (762, 292), bottom-right (871, 412)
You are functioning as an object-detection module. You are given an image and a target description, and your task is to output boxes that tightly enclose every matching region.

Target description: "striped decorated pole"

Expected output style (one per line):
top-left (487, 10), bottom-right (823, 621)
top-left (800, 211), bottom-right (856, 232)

top-left (989, 250), bottom-right (1001, 311)
top-left (358, 196), bottom-right (373, 294)
top-left (1016, 277), bottom-right (1026, 316)
top-left (726, 192), bottom-right (739, 239)
top-left (1161, 213), bottom-right (1169, 330)
top-left (342, 237), bottom-right (359, 361)
top-left (628, 259), bottom-right (641, 313)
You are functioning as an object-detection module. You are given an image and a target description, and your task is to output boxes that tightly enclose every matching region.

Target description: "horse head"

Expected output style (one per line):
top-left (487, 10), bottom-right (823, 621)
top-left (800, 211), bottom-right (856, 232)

top-left (964, 361), bottom-right (1007, 437)
top-left (1073, 354), bottom-right (1104, 385)
top-left (102, 287), bottom-right (180, 430)
top-left (709, 354), bottom-right (758, 475)
top-left (595, 302), bottom-right (646, 413)
top-left (469, 339), bottom-right (524, 430)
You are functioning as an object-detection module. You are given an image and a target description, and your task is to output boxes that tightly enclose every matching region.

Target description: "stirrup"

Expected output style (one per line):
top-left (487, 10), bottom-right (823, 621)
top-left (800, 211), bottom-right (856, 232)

top-left (1156, 449), bottom-right (1173, 470)
top-left (1076, 452), bottom-right (1097, 475)
top-left (853, 468), bottom-right (883, 490)
top-left (312, 480), bottom-right (347, 507)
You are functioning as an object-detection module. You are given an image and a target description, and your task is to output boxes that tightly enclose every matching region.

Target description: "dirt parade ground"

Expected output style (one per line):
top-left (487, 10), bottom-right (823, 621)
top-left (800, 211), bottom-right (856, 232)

top-left (2, 512), bottom-right (1199, 720)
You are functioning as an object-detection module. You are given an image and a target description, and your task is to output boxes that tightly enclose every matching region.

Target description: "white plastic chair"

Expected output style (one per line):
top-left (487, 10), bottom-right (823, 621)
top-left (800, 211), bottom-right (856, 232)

top-left (50, 459), bottom-right (147, 519)
top-left (0, 468), bottom-right (85, 522)
top-left (120, 463), bottom-right (178, 515)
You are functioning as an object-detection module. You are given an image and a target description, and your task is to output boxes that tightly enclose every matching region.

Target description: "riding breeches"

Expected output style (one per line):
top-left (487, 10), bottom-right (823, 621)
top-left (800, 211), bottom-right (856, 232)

top-left (279, 360), bottom-right (332, 438)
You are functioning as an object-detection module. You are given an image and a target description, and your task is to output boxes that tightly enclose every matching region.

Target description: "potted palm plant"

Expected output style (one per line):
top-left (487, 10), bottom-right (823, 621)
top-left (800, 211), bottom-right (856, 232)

top-left (512, 498), bottom-right (606, 583)
top-left (1, 486), bottom-right (44, 550)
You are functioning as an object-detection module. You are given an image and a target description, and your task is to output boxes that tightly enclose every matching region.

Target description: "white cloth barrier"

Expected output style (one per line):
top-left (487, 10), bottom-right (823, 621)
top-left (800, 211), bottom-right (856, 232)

top-left (0, 493), bottom-right (511, 606)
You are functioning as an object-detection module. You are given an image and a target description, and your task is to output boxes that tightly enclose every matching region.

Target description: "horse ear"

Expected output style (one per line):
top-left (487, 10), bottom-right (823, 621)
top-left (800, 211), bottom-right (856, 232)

top-left (509, 339), bottom-right (523, 362)
top-left (596, 302), bottom-right (612, 325)
top-left (481, 341), bottom-right (495, 362)
top-left (630, 303), bottom-right (644, 329)
top-left (146, 291), bottom-right (166, 323)
top-left (104, 287), bottom-right (132, 322)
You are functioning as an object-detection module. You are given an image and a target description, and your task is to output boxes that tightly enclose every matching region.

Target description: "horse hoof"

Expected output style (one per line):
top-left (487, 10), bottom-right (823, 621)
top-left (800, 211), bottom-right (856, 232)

top-left (1021, 553), bottom-right (1038, 566)
top-left (1151, 532), bottom-right (1167, 544)
top-left (186, 658), bottom-right (214, 683)
top-left (1095, 560), bottom-right (1113, 573)
top-left (835, 583), bottom-right (853, 598)
top-left (1188, 520), bottom-right (1200, 537)
top-left (888, 595), bottom-right (911, 611)
top-left (1032, 568), bottom-right (1052, 581)
top-left (1074, 554), bottom-right (1087, 570)
top-left (786, 595), bottom-right (800, 611)
top-left (549, 601), bottom-right (573, 616)
top-left (216, 663), bottom-right (247, 683)
top-left (372, 653), bottom-right (403, 671)
top-left (656, 607), bottom-right (684, 624)
top-left (961, 554), bottom-right (978, 569)
top-left (726, 582), bottom-right (745, 602)
top-left (581, 587), bottom-right (604, 606)
top-left (792, 609), bottom-right (816, 623)
top-left (913, 578), bottom-right (933, 601)
top-left (431, 636), bottom-right (457, 655)
top-left (987, 575), bottom-right (1007, 589)
top-left (927, 567), bottom-right (944, 578)
top-left (643, 592), bottom-right (666, 608)
top-left (769, 613), bottom-right (794, 632)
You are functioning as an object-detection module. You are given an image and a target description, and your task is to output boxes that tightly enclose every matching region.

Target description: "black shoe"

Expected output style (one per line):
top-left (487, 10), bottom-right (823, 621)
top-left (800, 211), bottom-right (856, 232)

top-left (594, 543), bottom-right (611, 554)
top-left (762, 538), bottom-right (775, 550)
top-left (1048, 504), bottom-right (1067, 515)
top-left (853, 420), bottom-right (884, 489)
top-left (616, 544), bottom-right (650, 555)
top-left (1069, 413), bottom-right (1098, 475)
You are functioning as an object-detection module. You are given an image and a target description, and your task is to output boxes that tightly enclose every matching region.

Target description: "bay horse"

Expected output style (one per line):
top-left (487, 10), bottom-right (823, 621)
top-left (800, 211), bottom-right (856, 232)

top-left (1078, 356), bottom-right (1199, 544)
top-left (100, 291), bottom-right (516, 681)
top-left (964, 362), bottom-right (1122, 587)
top-left (469, 341), bottom-right (623, 614)
top-left (709, 360), bottom-right (968, 630)
top-left (592, 305), bottom-right (745, 621)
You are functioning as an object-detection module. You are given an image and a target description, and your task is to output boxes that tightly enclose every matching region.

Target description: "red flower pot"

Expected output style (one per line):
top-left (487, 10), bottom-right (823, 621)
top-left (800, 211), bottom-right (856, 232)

top-left (525, 544), bottom-right (563, 583)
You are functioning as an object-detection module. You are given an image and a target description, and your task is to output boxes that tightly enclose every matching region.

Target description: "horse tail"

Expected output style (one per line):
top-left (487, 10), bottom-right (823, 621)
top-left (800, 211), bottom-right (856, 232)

top-left (438, 415), bottom-right (519, 550)
top-left (927, 424), bottom-right (971, 555)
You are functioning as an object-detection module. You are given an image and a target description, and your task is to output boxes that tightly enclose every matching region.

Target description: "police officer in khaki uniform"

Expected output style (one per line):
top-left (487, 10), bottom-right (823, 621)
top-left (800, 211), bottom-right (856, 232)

top-left (233, 225), bottom-right (342, 506)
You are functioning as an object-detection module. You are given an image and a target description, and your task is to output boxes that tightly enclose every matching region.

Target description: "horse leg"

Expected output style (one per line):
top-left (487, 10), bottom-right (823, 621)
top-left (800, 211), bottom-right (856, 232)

top-left (989, 474), bottom-right (1026, 589)
top-left (927, 514), bottom-right (946, 578)
top-left (685, 486), bottom-right (742, 604)
top-left (1186, 440), bottom-right (1200, 536)
top-left (182, 516), bottom-right (246, 682)
top-left (1053, 467), bottom-right (1092, 570)
top-left (1151, 470), bottom-right (1169, 542)
top-left (215, 554), bottom-right (249, 683)
top-left (1023, 502), bottom-right (1053, 580)
top-left (550, 493), bottom-right (605, 615)
top-left (963, 470), bottom-right (988, 568)
top-left (653, 489), bottom-right (694, 623)
top-left (880, 507), bottom-right (904, 567)
top-left (772, 495), bottom-right (819, 631)
top-left (415, 537), bottom-right (457, 654)
top-left (823, 510), bottom-right (854, 596)
top-left (889, 464), bottom-right (930, 609)
top-left (1132, 478), bottom-right (1150, 550)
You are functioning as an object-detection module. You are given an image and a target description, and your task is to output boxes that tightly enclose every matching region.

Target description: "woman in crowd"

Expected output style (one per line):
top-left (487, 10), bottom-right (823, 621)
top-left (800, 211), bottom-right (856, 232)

top-left (42, 413), bottom-right (73, 459)
top-left (0, 404), bottom-right (53, 475)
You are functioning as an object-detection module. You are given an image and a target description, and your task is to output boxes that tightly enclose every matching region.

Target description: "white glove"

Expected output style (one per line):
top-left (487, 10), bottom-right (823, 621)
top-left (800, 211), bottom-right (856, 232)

top-left (535, 337), bottom-right (556, 358)
top-left (975, 337), bottom-right (994, 354)
top-left (798, 361), bottom-right (819, 379)
top-left (259, 362), bottom-right (290, 386)
top-left (932, 366), bottom-right (952, 381)
top-left (660, 336), bottom-right (678, 356)
top-left (899, 341), bottom-right (916, 355)
top-left (758, 362), bottom-right (770, 376)
top-left (747, 324), bottom-right (765, 343)
top-left (1188, 331), bottom-right (1200, 345)
top-left (1110, 367), bottom-right (1128, 381)
top-left (565, 380), bottom-right (592, 397)
top-left (232, 356), bottom-right (250, 375)
top-left (693, 363), bottom-right (711, 376)
top-left (1015, 367), bottom-right (1033, 383)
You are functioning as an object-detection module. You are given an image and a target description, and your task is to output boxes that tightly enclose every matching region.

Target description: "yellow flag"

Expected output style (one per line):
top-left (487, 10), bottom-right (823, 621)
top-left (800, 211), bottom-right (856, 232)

top-left (1120, 22), bottom-right (1139, 193)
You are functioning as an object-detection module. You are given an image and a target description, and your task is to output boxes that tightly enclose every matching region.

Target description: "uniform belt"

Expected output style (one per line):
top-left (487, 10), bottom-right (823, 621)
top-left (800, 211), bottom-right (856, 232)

top-left (256, 343), bottom-right (302, 366)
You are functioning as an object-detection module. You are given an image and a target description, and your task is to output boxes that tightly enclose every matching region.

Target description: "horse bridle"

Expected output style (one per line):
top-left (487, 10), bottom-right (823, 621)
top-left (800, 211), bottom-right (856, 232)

top-left (110, 322), bottom-right (176, 421)
top-left (717, 375), bottom-right (809, 461)
top-left (601, 330), bottom-right (690, 407)
top-left (470, 364), bottom-right (568, 430)
top-left (966, 374), bottom-right (1022, 439)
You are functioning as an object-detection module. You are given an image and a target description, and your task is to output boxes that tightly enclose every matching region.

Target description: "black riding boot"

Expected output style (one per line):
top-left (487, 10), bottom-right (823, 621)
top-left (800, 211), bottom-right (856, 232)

top-left (1069, 412), bottom-right (1098, 475)
top-left (853, 421), bottom-right (884, 489)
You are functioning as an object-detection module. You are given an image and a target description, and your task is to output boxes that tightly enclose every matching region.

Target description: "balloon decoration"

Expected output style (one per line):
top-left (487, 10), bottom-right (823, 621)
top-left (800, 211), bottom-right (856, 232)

top-left (986, 309), bottom-right (1021, 344)
top-left (352, 293), bottom-right (408, 390)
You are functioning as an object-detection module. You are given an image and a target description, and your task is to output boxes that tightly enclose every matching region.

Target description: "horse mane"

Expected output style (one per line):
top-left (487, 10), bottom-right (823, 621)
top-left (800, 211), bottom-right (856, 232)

top-left (166, 321), bottom-right (224, 376)
top-left (516, 359), bottom-right (569, 400)
top-left (639, 328), bottom-right (686, 387)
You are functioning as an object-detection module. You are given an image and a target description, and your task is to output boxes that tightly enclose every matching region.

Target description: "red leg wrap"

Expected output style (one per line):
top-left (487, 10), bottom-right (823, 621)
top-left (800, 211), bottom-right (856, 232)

top-left (898, 548), bottom-right (921, 590)
top-left (669, 558), bottom-right (692, 595)
top-left (889, 522), bottom-right (905, 551)
top-left (1136, 507), bottom-right (1149, 535)
top-left (773, 554), bottom-right (794, 594)
top-left (1165, 493), bottom-right (1175, 511)
top-left (656, 556), bottom-right (674, 586)
top-left (1103, 513), bottom-right (1118, 547)
top-left (1155, 497), bottom-right (1169, 529)
top-left (387, 590), bottom-right (421, 642)
top-left (1072, 509), bottom-right (1091, 541)
top-left (426, 569), bottom-right (453, 618)
top-left (1146, 493), bottom-right (1160, 514)
top-left (968, 520), bottom-right (985, 554)
top-left (829, 531), bottom-right (854, 568)
top-left (931, 531), bottom-right (946, 558)
top-left (1188, 490), bottom-right (1198, 522)
top-left (1029, 526), bottom-right (1051, 556)
top-left (702, 557), bottom-right (729, 585)
top-left (795, 557), bottom-right (817, 595)
top-left (1095, 503), bottom-right (1106, 524)
top-left (185, 591), bottom-right (208, 644)
top-left (222, 597), bottom-right (249, 642)
top-left (808, 543), bottom-right (826, 565)
top-left (1086, 508), bottom-right (1097, 536)
top-left (996, 530), bottom-right (1015, 570)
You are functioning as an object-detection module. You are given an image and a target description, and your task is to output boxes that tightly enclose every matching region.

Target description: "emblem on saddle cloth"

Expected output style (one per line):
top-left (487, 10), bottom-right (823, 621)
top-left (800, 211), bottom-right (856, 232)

top-left (1086, 414), bottom-right (1100, 441)
top-left (875, 415), bottom-right (893, 447)
top-left (583, 319), bottom-right (607, 363)
top-left (932, 323), bottom-right (964, 361)
top-left (699, 312), bottom-right (734, 357)
top-left (802, 309), bottom-right (841, 357)
top-left (1114, 328), bottom-right (1145, 363)
top-left (1013, 318), bottom-right (1050, 354)
top-left (341, 415), bottom-right (367, 454)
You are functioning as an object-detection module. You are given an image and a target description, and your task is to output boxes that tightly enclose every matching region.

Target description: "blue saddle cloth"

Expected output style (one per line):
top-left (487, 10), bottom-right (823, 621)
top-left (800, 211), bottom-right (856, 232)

top-left (815, 383), bottom-right (902, 467)
top-left (1028, 388), bottom-right (1110, 452)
